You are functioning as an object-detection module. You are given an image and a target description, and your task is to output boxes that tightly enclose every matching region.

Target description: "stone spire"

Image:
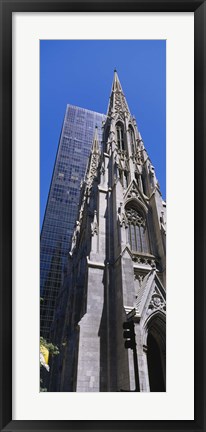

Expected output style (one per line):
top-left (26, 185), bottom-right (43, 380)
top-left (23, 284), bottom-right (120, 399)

top-left (69, 127), bottom-right (100, 256)
top-left (107, 69), bottom-right (130, 119)
top-left (85, 126), bottom-right (100, 187)
top-left (112, 68), bottom-right (124, 93)
top-left (50, 72), bottom-right (166, 393)
top-left (91, 124), bottom-right (100, 154)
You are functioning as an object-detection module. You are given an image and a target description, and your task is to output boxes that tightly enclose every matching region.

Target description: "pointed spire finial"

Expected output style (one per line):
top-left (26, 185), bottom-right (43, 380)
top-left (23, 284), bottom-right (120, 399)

top-left (92, 125), bottom-right (99, 155)
top-left (107, 70), bottom-right (130, 117)
top-left (112, 69), bottom-right (122, 93)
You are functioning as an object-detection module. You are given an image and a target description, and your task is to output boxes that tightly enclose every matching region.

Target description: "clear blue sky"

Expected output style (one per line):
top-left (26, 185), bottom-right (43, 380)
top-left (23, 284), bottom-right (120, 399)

top-left (40, 40), bottom-right (166, 228)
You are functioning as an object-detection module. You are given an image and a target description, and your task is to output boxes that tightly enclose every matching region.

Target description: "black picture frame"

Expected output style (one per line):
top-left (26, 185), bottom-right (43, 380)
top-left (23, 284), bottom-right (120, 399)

top-left (0, 1), bottom-right (205, 431)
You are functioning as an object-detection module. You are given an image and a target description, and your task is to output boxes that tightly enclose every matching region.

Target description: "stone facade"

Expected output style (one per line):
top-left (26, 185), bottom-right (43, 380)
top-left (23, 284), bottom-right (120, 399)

top-left (50, 71), bottom-right (166, 392)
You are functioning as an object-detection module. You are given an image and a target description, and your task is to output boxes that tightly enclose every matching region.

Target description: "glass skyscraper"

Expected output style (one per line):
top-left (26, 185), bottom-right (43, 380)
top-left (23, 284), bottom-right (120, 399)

top-left (40, 105), bottom-right (105, 340)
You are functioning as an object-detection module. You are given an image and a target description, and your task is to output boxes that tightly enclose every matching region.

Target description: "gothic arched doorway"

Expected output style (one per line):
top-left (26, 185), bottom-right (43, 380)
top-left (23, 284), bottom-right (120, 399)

top-left (147, 332), bottom-right (165, 391)
top-left (145, 311), bottom-right (166, 392)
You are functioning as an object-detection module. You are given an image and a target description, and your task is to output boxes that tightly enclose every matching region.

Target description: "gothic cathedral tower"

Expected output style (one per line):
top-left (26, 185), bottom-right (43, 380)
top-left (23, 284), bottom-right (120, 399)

top-left (51, 71), bottom-right (166, 392)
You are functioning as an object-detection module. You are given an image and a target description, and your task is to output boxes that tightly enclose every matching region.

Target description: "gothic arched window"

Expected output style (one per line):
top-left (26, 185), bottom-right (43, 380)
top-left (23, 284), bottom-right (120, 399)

top-left (116, 123), bottom-right (125, 151)
top-left (126, 207), bottom-right (149, 253)
top-left (129, 126), bottom-right (135, 154)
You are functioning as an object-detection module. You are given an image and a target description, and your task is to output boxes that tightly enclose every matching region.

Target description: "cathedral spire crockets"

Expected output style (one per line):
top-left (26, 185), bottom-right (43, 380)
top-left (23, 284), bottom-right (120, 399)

top-left (107, 69), bottom-right (130, 119)
top-left (70, 127), bottom-right (100, 256)
top-left (85, 126), bottom-right (100, 187)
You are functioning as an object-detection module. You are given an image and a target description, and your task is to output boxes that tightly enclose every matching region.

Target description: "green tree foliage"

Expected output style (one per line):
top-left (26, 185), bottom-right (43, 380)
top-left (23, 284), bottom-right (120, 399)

top-left (40, 336), bottom-right (59, 356)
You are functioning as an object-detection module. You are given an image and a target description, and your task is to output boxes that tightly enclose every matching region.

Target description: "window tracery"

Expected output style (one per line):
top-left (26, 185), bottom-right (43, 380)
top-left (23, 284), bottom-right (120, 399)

top-left (129, 126), bottom-right (136, 154)
top-left (126, 207), bottom-right (149, 253)
top-left (116, 123), bottom-right (125, 151)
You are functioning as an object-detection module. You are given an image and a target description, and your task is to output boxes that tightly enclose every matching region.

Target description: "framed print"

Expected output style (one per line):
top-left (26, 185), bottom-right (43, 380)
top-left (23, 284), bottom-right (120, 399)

top-left (0, 1), bottom-right (205, 431)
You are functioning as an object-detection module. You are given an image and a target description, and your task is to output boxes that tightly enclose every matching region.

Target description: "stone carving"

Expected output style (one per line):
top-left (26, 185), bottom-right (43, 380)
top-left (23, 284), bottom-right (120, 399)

top-left (70, 220), bottom-right (80, 255)
top-left (118, 203), bottom-right (128, 227)
top-left (108, 73), bottom-right (130, 117)
top-left (147, 289), bottom-right (166, 314)
top-left (114, 91), bottom-right (129, 117)
top-left (86, 146), bottom-right (100, 189)
top-left (149, 164), bottom-right (155, 177)
top-left (91, 210), bottom-right (98, 236)
top-left (160, 211), bottom-right (166, 234)
top-left (100, 165), bottom-right (105, 176)
top-left (126, 182), bottom-right (141, 200)
top-left (148, 163), bottom-right (160, 190)
top-left (117, 149), bottom-right (128, 161)
top-left (153, 295), bottom-right (161, 307)
top-left (135, 149), bottom-right (144, 164)
top-left (135, 274), bottom-right (145, 286)
top-left (126, 208), bottom-right (145, 227)
top-left (132, 255), bottom-right (156, 267)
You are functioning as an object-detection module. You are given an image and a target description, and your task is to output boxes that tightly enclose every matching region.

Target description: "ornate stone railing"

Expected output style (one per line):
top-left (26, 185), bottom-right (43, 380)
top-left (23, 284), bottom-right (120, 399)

top-left (131, 251), bottom-right (156, 267)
